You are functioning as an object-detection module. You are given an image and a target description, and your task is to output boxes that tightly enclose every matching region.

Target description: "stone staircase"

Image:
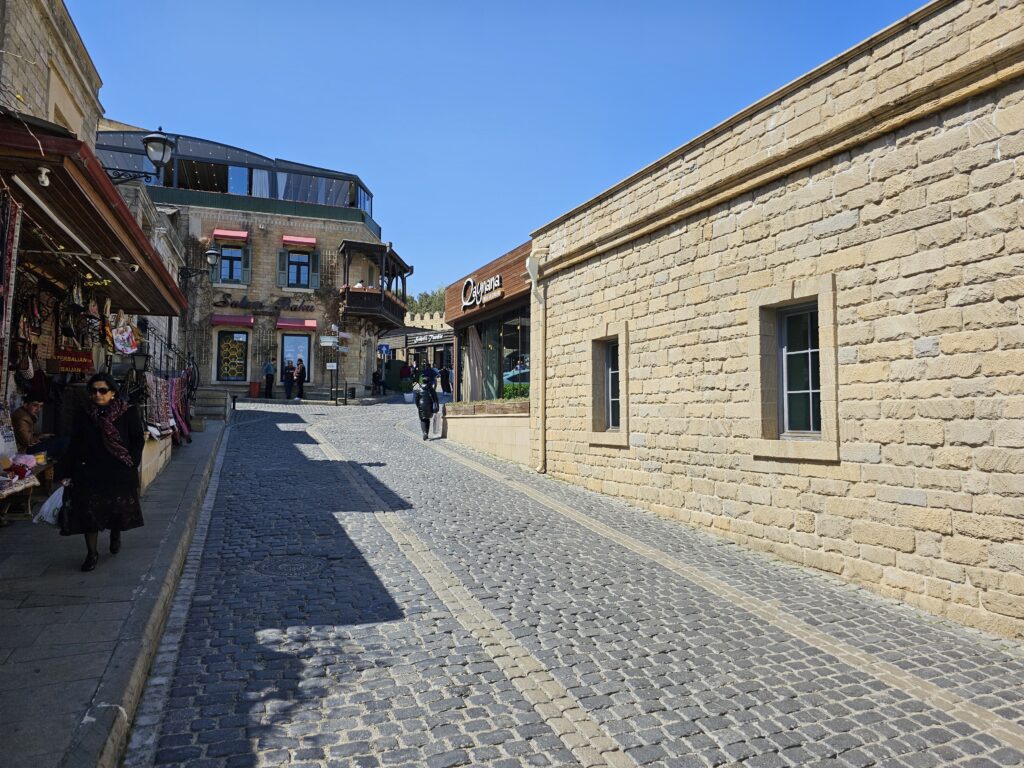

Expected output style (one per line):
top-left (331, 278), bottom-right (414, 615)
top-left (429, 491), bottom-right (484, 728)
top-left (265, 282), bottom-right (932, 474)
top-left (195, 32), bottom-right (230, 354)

top-left (193, 387), bottom-right (230, 424)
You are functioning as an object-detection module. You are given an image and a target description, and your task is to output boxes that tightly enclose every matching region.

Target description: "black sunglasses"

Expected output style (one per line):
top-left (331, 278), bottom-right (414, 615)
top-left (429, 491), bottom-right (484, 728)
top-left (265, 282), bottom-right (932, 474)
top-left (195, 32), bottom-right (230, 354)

top-left (89, 387), bottom-right (112, 395)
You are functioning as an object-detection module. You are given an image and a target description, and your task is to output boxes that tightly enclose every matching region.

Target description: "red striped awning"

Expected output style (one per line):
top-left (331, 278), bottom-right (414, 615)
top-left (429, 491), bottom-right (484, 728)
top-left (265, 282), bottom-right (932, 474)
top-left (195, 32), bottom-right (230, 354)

top-left (276, 317), bottom-right (317, 331)
top-left (282, 235), bottom-right (317, 248)
top-left (211, 314), bottom-right (254, 328)
top-left (212, 228), bottom-right (248, 242)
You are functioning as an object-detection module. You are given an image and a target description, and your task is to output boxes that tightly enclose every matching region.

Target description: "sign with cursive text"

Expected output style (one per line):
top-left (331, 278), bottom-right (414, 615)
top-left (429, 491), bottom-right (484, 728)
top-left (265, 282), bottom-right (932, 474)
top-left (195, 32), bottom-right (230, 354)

top-left (461, 275), bottom-right (503, 309)
top-left (211, 294), bottom-right (316, 314)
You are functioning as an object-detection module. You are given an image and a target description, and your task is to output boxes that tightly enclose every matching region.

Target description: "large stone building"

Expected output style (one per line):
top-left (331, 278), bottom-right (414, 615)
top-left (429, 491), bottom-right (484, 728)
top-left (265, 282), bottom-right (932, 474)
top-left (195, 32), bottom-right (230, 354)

top-left (0, 0), bottom-right (101, 146)
top-left (96, 127), bottom-right (410, 396)
top-left (528, 0), bottom-right (1024, 638)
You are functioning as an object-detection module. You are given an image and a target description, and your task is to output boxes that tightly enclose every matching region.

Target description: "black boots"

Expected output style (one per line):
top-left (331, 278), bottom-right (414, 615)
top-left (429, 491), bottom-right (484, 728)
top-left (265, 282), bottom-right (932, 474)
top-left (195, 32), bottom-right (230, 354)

top-left (81, 551), bottom-right (98, 571)
top-left (110, 530), bottom-right (121, 554)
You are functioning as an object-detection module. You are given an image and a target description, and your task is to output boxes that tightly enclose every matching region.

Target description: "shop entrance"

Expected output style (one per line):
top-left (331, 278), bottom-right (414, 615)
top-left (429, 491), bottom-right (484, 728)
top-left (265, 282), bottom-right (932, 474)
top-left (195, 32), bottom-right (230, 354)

top-left (281, 334), bottom-right (311, 381)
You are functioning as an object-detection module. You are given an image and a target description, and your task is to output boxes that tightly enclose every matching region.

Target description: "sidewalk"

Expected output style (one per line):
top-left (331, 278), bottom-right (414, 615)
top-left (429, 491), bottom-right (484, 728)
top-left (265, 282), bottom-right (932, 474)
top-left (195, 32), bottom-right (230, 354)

top-left (0, 423), bottom-right (225, 768)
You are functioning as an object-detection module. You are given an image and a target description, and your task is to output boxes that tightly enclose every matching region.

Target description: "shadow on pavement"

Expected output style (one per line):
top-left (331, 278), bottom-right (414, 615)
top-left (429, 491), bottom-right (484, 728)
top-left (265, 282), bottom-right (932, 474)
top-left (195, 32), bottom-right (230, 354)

top-left (150, 408), bottom-right (408, 767)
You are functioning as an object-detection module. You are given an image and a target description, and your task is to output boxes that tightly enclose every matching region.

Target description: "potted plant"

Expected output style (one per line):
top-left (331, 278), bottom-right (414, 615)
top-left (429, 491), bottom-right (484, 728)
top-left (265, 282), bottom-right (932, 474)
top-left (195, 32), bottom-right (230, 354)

top-left (400, 380), bottom-right (415, 403)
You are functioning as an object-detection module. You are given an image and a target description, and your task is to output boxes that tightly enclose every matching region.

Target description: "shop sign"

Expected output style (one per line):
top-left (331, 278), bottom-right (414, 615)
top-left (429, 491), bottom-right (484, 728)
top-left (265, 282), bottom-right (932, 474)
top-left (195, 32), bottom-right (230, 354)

top-left (212, 294), bottom-right (316, 314)
top-left (55, 347), bottom-right (93, 373)
top-left (410, 331), bottom-right (447, 345)
top-left (461, 274), bottom-right (503, 309)
top-left (319, 336), bottom-right (338, 346)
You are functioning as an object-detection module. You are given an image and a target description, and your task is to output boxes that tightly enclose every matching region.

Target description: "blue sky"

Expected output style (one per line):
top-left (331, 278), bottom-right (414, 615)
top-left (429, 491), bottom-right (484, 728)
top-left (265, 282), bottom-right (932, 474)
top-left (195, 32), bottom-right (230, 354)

top-left (67, 0), bottom-right (925, 296)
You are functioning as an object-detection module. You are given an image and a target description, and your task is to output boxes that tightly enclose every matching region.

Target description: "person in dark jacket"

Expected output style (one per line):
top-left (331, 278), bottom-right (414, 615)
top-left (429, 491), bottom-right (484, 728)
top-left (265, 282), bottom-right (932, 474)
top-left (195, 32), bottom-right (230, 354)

top-left (57, 373), bottom-right (145, 572)
top-left (294, 358), bottom-right (306, 399)
top-left (414, 367), bottom-right (439, 440)
top-left (282, 360), bottom-right (295, 400)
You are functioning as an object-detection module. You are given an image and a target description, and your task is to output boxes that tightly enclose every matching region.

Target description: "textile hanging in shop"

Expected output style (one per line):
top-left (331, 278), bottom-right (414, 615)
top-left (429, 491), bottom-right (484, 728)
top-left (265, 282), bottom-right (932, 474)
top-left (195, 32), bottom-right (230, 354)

top-left (169, 377), bottom-right (190, 442)
top-left (0, 194), bottom-right (22, 400)
top-left (144, 372), bottom-right (173, 436)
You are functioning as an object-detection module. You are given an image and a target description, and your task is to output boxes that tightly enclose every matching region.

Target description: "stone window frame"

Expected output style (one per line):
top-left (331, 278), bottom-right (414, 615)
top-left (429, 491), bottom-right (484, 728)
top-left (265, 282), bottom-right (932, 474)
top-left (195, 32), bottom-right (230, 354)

top-left (588, 320), bottom-right (630, 447)
top-left (748, 275), bottom-right (839, 462)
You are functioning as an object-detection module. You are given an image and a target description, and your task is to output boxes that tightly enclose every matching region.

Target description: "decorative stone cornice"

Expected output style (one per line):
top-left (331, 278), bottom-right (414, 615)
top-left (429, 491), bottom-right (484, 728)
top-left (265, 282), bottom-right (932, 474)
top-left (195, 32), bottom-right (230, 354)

top-left (536, 1), bottom-right (1024, 282)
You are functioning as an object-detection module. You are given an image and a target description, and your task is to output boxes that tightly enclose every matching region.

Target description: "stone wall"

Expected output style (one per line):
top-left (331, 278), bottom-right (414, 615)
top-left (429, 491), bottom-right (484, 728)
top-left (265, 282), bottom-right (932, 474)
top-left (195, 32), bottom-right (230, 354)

top-left (0, 0), bottom-right (102, 144)
top-left (531, 0), bottom-right (1024, 638)
top-left (173, 207), bottom-right (381, 389)
top-left (404, 311), bottom-right (446, 329)
top-left (445, 412), bottom-right (531, 465)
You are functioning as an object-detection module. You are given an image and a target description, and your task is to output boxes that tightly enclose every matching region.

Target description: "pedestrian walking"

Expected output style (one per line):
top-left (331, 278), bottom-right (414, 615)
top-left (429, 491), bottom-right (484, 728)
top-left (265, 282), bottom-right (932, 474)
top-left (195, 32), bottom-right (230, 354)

top-left (413, 366), bottom-right (439, 440)
top-left (56, 373), bottom-right (145, 572)
top-left (282, 360), bottom-right (295, 399)
top-left (262, 358), bottom-right (276, 399)
top-left (294, 358), bottom-right (306, 399)
top-left (439, 365), bottom-right (452, 395)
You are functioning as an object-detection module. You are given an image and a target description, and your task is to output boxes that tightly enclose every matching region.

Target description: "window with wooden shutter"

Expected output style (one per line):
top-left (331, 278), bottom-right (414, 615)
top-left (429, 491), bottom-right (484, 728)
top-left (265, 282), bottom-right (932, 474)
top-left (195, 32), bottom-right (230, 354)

top-left (277, 250), bottom-right (288, 287)
top-left (241, 247), bottom-right (251, 284)
top-left (310, 251), bottom-right (320, 289)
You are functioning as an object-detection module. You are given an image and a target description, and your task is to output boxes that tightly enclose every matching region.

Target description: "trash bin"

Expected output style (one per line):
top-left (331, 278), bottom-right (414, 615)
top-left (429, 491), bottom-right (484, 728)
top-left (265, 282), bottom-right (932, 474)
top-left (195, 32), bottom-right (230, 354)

top-left (347, 387), bottom-right (356, 400)
top-left (248, 381), bottom-right (261, 398)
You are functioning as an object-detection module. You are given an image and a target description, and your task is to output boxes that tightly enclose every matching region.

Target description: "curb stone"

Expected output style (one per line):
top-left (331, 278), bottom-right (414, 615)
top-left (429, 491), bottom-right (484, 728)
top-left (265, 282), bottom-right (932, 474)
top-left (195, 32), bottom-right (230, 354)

top-left (56, 423), bottom-right (225, 768)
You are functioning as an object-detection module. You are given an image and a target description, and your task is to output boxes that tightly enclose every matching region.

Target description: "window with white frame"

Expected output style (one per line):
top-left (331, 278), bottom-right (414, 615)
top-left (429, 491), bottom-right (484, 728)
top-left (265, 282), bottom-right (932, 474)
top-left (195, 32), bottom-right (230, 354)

top-left (779, 305), bottom-right (820, 435)
top-left (588, 321), bottom-right (629, 446)
top-left (605, 341), bottom-right (620, 429)
top-left (747, 275), bottom-right (838, 462)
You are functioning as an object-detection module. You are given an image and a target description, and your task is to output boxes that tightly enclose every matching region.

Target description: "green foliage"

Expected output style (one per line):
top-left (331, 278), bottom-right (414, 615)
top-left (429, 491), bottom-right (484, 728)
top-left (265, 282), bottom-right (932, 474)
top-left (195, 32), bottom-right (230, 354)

top-left (399, 380), bottom-right (415, 393)
top-left (502, 383), bottom-right (530, 400)
top-left (405, 286), bottom-right (446, 314)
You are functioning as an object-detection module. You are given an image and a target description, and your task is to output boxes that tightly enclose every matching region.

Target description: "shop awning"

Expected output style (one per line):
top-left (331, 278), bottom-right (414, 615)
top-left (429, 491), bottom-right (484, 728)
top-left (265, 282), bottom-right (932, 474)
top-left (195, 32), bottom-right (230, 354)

top-left (213, 228), bottom-right (248, 242)
top-left (282, 235), bottom-right (316, 248)
top-left (211, 314), bottom-right (254, 327)
top-left (276, 317), bottom-right (317, 331)
top-left (0, 110), bottom-right (186, 316)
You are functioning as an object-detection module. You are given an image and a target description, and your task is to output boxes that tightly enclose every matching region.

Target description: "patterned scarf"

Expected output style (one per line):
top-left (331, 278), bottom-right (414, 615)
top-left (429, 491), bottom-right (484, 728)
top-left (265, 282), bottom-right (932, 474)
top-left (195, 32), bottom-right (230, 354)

top-left (85, 397), bottom-right (134, 467)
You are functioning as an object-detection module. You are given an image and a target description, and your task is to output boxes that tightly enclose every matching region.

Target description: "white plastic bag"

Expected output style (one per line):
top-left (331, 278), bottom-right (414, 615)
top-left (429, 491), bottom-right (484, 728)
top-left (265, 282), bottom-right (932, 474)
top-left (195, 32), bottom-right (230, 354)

top-left (430, 411), bottom-right (442, 437)
top-left (33, 485), bottom-right (64, 526)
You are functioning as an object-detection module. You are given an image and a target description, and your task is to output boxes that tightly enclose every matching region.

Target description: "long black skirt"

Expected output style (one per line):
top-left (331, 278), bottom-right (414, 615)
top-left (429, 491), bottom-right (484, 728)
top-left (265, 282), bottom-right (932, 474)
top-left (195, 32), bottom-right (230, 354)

top-left (59, 486), bottom-right (144, 535)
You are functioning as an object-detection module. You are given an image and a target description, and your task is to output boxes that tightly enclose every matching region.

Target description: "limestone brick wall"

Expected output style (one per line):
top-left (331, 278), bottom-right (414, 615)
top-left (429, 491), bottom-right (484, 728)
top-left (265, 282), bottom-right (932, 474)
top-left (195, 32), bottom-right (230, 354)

top-left (445, 414), bottom-right (531, 465)
top-left (532, 0), bottom-right (1024, 639)
top-left (535, 0), bottom-right (1021, 266)
top-left (0, 0), bottom-right (102, 144)
top-left (172, 207), bottom-right (381, 389)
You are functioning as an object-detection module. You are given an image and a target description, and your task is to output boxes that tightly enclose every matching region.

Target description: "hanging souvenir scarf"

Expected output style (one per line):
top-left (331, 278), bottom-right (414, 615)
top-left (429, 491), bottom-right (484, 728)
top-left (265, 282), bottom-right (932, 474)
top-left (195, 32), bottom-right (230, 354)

top-left (110, 310), bottom-right (138, 354)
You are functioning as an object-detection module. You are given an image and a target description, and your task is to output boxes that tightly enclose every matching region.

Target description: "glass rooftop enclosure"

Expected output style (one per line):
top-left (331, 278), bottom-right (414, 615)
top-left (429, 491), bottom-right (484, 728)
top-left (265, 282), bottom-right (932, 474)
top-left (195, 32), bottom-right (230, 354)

top-left (96, 131), bottom-right (380, 237)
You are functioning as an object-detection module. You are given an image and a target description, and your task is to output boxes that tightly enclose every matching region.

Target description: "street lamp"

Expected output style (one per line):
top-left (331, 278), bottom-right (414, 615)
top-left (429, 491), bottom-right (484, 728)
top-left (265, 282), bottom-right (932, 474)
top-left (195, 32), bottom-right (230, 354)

top-left (178, 247), bottom-right (220, 283)
top-left (104, 127), bottom-right (176, 185)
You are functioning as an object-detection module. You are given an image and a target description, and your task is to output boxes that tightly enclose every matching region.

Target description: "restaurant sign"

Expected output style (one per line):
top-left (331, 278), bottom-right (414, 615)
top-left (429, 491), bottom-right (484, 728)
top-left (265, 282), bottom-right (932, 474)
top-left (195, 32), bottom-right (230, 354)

top-left (212, 294), bottom-right (316, 314)
top-left (56, 347), bottom-right (94, 373)
top-left (461, 274), bottom-right (503, 309)
top-left (409, 331), bottom-right (448, 345)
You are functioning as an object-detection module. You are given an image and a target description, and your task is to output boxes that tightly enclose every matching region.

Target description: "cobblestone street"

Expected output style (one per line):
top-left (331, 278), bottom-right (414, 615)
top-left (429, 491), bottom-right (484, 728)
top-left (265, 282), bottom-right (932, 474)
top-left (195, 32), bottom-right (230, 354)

top-left (125, 403), bottom-right (1024, 768)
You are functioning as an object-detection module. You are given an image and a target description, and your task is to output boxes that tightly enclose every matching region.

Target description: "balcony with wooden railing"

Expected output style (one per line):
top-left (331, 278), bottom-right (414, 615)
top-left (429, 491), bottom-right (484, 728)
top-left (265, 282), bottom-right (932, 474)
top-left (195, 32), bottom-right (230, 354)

top-left (340, 285), bottom-right (407, 329)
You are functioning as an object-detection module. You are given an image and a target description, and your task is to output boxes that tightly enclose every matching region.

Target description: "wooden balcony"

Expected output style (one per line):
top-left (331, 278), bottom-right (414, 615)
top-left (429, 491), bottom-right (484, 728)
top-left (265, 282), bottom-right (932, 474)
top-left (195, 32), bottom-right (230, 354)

top-left (341, 286), bottom-right (407, 330)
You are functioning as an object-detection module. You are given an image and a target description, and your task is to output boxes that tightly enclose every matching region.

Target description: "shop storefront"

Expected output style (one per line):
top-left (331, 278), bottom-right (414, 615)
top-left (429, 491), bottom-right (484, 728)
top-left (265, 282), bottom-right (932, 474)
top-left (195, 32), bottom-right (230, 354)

top-left (444, 242), bottom-right (531, 402)
top-left (0, 111), bottom-right (187, 502)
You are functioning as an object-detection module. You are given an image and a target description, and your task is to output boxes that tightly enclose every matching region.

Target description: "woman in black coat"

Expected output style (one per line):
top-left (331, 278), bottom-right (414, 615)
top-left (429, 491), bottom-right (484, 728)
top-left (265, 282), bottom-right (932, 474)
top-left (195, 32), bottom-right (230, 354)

top-left (58, 373), bottom-right (145, 571)
top-left (414, 368), bottom-right (439, 440)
